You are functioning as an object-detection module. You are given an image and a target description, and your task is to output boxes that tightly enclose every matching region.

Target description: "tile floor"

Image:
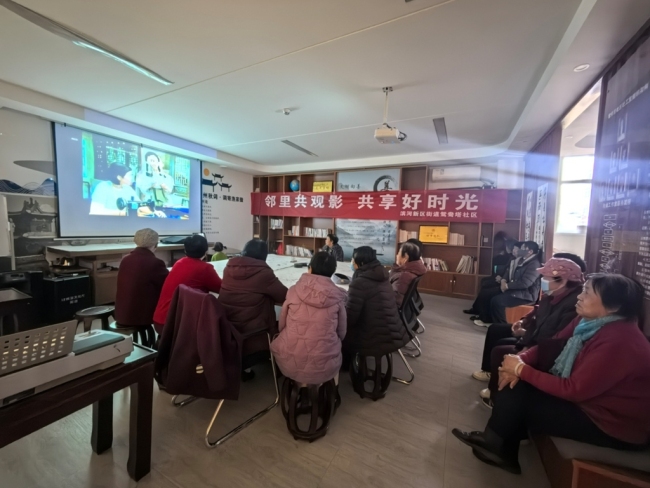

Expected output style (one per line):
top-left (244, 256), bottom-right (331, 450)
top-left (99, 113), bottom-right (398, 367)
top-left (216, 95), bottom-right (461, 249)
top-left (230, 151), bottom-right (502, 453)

top-left (0, 295), bottom-right (551, 488)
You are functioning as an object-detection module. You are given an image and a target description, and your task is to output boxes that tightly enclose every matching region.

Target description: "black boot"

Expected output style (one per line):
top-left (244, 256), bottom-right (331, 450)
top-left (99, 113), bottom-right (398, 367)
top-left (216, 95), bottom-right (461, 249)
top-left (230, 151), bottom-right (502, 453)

top-left (451, 428), bottom-right (521, 474)
top-left (241, 369), bottom-right (255, 382)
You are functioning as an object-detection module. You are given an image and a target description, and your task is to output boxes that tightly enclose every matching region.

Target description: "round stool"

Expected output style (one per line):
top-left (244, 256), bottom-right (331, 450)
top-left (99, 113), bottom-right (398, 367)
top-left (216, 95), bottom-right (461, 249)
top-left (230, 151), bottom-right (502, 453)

top-left (349, 353), bottom-right (393, 401)
top-left (74, 305), bottom-right (115, 333)
top-left (281, 377), bottom-right (337, 442)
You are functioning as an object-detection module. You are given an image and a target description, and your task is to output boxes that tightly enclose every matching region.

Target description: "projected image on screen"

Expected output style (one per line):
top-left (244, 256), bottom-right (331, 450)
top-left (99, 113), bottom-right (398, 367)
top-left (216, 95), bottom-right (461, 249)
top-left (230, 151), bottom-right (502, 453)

top-left (80, 134), bottom-right (190, 219)
top-left (135, 148), bottom-right (191, 217)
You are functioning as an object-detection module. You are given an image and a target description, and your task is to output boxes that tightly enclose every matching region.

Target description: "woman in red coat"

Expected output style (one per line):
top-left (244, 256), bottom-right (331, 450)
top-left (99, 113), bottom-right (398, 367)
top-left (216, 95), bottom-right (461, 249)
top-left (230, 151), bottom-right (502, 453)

top-left (153, 235), bottom-right (222, 331)
top-left (452, 274), bottom-right (650, 474)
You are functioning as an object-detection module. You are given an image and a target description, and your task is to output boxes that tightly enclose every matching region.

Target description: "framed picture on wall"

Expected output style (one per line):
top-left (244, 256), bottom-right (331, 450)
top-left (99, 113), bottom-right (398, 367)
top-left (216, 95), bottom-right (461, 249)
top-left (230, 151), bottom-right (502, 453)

top-left (419, 225), bottom-right (449, 244)
top-left (312, 181), bottom-right (333, 192)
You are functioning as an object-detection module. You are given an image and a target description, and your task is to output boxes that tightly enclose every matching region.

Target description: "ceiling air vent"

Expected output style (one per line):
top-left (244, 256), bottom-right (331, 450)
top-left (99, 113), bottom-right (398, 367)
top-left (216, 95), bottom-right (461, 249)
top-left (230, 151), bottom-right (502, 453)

top-left (281, 140), bottom-right (318, 157)
top-left (432, 117), bottom-right (448, 144)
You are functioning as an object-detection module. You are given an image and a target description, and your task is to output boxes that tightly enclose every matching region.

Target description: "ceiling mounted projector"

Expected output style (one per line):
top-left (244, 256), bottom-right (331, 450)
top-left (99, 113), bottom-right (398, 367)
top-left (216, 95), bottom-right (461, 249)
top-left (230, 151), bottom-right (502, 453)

top-left (375, 87), bottom-right (407, 144)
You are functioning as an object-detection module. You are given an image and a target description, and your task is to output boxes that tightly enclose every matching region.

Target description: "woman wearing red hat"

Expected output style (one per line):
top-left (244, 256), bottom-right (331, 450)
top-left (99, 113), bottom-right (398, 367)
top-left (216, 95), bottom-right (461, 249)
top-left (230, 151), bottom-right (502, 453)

top-left (472, 257), bottom-right (585, 407)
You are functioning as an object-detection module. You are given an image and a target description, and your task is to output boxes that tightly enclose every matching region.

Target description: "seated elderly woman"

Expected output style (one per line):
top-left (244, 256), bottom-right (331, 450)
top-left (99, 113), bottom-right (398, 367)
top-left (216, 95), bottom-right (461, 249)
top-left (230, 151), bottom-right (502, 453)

top-left (389, 242), bottom-right (427, 307)
top-left (472, 257), bottom-right (584, 407)
top-left (453, 274), bottom-right (650, 474)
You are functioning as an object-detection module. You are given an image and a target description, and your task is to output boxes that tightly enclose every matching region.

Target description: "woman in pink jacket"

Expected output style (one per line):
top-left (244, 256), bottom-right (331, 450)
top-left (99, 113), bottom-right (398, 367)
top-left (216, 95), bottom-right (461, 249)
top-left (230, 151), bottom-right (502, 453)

top-left (271, 252), bottom-right (347, 386)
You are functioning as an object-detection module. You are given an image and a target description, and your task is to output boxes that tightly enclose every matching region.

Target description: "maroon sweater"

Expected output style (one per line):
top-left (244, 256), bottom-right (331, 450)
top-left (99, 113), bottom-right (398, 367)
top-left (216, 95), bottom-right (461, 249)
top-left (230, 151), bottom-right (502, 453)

top-left (115, 247), bottom-right (169, 327)
top-left (520, 317), bottom-right (650, 445)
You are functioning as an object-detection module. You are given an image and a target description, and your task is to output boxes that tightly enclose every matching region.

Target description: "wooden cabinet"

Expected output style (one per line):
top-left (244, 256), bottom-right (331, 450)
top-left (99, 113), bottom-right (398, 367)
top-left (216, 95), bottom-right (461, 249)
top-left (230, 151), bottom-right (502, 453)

top-left (420, 272), bottom-right (476, 298)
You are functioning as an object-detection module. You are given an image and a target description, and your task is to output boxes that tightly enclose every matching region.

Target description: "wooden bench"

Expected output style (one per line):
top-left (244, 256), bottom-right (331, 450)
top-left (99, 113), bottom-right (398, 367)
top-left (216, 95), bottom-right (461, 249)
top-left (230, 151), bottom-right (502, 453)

top-left (535, 435), bottom-right (650, 488)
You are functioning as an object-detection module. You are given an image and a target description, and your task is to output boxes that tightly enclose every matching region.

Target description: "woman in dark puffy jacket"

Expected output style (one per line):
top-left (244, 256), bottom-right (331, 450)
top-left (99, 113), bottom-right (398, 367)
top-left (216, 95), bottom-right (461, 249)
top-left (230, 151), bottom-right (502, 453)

top-left (344, 246), bottom-right (409, 357)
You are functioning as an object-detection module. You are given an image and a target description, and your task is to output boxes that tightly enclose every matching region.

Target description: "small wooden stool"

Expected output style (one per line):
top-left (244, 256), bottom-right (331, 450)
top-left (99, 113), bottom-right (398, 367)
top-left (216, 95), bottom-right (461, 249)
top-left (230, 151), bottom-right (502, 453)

top-left (74, 305), bottom-right (115, 333)
top-left (281, 377), bottom-right (337, 442)
top-left (349, 353), bottom-right (393, 401)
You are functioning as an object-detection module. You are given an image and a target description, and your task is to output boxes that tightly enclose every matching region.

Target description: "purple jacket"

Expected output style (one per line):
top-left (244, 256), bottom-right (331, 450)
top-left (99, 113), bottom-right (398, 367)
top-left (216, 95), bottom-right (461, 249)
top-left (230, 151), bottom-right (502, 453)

top-left (270, 274), bottom-right (346, 385)
top-left (155, 285), bottom-right (243, 400)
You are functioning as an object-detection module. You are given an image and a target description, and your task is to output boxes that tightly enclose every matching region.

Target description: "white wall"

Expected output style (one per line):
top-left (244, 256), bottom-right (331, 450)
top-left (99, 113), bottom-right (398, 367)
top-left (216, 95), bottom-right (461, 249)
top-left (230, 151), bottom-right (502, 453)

top-left (553, 232), bottom-right (587, 257)
top-left (201, 161), bottom-right (253, 250)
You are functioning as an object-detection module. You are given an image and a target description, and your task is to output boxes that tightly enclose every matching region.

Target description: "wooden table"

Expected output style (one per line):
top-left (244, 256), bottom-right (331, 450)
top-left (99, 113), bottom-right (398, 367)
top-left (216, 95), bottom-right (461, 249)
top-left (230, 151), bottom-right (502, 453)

top-left (0, 345), bottom-right (157, 482)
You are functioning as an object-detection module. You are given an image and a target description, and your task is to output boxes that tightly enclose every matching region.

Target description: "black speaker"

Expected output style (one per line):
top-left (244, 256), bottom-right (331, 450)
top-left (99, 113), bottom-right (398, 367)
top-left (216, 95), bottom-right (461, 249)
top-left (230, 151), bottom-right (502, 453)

top-left (43, 275), bottom-right (91, 324)
top-left (0, 271), bottom-right (44, 328)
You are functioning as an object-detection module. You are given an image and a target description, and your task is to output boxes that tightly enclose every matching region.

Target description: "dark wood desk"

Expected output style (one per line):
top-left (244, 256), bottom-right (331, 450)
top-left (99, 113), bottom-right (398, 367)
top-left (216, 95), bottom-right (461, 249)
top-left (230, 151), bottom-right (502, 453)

top-left (0, 344), bottom-right (157, 481)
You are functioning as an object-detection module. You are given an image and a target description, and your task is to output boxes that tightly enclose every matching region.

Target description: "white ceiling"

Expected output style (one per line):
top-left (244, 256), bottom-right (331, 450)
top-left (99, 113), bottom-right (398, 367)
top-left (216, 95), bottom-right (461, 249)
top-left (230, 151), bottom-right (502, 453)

top-left (0, 0), bottom-right (649, 172)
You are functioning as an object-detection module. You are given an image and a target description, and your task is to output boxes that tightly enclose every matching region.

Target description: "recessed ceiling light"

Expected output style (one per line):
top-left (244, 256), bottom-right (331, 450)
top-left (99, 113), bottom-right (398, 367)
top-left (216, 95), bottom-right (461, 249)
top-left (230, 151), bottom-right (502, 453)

top-left (565, 135), bottom-right (574, 139)
top-left (574, 64), bottom-right (590, 72)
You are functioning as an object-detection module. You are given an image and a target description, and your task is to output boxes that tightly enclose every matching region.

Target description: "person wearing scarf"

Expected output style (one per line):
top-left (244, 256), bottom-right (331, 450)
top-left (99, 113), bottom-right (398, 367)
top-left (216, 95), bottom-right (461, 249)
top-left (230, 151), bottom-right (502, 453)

top-left (452, 274), bottom-right (650, 474)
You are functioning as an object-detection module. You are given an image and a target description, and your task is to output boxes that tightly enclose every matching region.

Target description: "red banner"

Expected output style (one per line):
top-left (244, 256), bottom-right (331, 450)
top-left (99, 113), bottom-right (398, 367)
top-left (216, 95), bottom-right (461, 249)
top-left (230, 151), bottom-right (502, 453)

top-left (251, 190), bottom-right (508, 223)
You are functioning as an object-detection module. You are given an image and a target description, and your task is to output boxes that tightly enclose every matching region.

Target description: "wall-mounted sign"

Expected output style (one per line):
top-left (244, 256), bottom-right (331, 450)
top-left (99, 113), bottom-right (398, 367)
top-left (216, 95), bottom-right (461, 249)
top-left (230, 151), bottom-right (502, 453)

top-left (312, 181), bottom-right (333, 192)
top-left (337, 168), bottom-right (401, 192)
top-left (251, 189), bottom-right (509, 223)
top-left (419, 225), bottom-right (449, 244)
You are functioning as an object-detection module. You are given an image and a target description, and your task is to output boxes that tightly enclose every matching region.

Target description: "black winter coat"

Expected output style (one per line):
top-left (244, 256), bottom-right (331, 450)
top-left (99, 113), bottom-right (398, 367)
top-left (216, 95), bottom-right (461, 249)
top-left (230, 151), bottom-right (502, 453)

top-left (344, 260), bottom-right (409, 356)
top-left (519, 285), bottom-right (581, 348)
top-left (506, 256), bottom-right (541, 302)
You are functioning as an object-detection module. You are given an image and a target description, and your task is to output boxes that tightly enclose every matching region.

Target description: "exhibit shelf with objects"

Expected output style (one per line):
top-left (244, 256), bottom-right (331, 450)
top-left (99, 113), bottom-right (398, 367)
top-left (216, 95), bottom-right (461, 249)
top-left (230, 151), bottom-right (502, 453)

top-left (252, 167), bottom-right (523, 299)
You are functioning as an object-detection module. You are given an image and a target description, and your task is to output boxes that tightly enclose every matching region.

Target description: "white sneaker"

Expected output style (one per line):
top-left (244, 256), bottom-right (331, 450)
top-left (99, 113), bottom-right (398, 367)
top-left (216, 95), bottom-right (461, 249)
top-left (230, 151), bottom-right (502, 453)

top-left (471, 370), bottom-right (491, 382)
top-left (474, 320), bottom-right (492, 327)
top-left (479, 388), bottom-right (491, 400)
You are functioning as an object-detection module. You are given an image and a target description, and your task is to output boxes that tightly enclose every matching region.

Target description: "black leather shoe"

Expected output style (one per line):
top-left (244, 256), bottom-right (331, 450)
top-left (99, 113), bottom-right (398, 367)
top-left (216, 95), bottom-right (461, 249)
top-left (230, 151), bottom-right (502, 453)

top-left (452, 429), bottom-right (521, 475)
top-left (470, 315), bottom-right (480, 321)
top-left (241, 369), bottom-right (256, 382)
top-left (463, 309), bottom-right (477, 314)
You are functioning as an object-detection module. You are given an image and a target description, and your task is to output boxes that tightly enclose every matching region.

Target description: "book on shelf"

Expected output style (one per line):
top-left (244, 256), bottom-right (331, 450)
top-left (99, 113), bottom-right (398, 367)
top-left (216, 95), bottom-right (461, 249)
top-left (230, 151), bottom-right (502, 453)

top-left (398, 229), bottom-right (419, 243)
top-left (270, 218), bottom-right (283, 230)
top-left (423, 257), bottom-right (448, 271)
top-left (456, 255), bottom-right (475, 274)
top-left (285, 245), bottom-right (313, 258)
top-left (303, 227), bottom-right (330, 238)
top-left (291, 225), bottom-right (300, 236)
top-left (254, 216), bottom-right (260, 224)
top-left (448, 233), bottom-right (465, 246)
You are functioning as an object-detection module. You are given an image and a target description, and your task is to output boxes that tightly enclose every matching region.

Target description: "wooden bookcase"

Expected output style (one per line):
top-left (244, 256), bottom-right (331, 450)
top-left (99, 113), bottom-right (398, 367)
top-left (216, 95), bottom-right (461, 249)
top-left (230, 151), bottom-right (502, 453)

top-left (252, 167), bottom-right (523, 299)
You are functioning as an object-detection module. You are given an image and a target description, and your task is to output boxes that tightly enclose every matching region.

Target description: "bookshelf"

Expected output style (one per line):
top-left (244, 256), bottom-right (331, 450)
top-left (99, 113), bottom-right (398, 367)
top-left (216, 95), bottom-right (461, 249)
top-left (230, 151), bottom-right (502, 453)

top-left (252, 167), bottom-right (523, 299)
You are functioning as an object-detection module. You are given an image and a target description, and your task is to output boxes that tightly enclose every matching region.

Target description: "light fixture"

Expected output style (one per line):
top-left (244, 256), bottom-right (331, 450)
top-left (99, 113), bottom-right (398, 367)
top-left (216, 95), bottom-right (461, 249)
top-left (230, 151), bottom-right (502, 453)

top-left (0, 0), bottom-right (173, 86)
top-left (281, 140), bottom-right (318, 157)
top-left (573, 64), bottom-right (590, 73)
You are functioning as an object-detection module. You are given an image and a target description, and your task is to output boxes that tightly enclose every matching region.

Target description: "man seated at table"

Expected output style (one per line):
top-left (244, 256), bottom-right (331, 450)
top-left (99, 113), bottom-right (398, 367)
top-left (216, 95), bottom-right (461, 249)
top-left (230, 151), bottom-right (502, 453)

top-left (218, 239), bottom-right (288, 376)
top-left (115, 228), bottom-right (169, 332)
top-left (153, 234), bottom-right (222, 333)
top-left (321, 233), bottom-right (345, 262)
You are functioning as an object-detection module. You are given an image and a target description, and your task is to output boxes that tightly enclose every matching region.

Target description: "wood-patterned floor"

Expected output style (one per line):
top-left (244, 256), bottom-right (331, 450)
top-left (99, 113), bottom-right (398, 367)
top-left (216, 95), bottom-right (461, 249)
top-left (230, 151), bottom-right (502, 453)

top-left (0, 295), bottom-right (551, 488)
